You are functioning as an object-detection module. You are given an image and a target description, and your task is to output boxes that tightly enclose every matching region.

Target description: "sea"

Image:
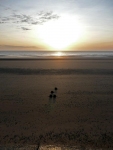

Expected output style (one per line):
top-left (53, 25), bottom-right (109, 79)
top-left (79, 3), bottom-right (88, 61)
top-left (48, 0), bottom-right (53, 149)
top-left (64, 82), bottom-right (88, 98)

top-left (0, 51), bottom-right (113, 59)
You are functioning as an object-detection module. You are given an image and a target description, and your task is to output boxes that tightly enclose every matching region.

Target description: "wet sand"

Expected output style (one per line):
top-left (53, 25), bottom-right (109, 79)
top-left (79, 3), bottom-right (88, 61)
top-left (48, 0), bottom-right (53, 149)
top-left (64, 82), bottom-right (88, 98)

top-left (0, 59), bottom-right (113, 149)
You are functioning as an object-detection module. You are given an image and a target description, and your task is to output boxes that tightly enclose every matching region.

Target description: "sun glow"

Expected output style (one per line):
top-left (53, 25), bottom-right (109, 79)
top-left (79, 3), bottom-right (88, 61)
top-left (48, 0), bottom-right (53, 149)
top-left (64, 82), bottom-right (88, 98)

top-left (36, 15), bottom-right (85, 50)
top-left (52, 51), bottom-right (64, 57)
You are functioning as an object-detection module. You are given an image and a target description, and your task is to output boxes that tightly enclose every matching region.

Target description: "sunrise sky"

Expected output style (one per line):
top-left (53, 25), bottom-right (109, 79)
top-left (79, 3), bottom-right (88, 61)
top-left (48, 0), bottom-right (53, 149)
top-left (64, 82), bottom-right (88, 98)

top-left (0, 0), bottom-right (113, 51)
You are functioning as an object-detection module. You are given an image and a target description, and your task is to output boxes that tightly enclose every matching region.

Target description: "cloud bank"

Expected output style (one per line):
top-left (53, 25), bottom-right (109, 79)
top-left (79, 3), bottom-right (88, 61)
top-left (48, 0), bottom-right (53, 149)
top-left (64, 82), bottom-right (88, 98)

top-left (0, 5), bottom-right (60, 31)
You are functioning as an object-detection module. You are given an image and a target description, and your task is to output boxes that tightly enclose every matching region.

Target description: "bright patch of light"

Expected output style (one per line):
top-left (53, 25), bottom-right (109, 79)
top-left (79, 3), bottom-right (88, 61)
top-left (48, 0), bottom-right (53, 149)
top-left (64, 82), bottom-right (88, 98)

top-left (52, 51), bottom-right (63, 56)
top-left (36, 15), bottom-right (85, 50)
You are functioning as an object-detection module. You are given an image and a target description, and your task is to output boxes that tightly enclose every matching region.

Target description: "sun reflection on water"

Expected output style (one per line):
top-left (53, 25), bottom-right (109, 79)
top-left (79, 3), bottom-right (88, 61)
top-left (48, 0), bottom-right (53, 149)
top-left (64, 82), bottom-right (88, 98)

top-left (52, 52), bottom-right (64, 57)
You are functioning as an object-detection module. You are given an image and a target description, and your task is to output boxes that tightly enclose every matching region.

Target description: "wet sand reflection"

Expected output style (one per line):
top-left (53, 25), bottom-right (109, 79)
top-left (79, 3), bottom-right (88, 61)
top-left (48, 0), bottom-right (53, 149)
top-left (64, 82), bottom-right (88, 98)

top-left (47, 97), bottom-right (56, 112)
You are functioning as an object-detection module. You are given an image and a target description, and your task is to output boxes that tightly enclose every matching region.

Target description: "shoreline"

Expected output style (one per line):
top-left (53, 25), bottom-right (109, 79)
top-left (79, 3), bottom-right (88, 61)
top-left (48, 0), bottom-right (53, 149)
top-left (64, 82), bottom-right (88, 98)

top-left (1, 57), bottom-right (113, 61)
top-left (1, 55), bottom-right (113, 61)
top-left (0, 68), bottom-right (113, 75)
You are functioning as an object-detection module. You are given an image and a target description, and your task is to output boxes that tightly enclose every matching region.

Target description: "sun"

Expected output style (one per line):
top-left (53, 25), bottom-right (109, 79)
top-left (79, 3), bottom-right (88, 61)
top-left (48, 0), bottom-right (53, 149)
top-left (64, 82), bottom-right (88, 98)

top-left (36, 15), bottom-right (85, 50)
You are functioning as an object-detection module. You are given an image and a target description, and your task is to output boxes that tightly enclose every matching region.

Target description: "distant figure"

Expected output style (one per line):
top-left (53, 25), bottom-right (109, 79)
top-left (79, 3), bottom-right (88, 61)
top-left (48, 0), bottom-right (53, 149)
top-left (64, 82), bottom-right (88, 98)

top-left (53, 94), bottom-right (56, 98)
top-left (49, 94), bottom-right (53, 98)
top-left (55, 87), bottom-right (58, 90)
top-left (51, 91), bottom-right (54, 94)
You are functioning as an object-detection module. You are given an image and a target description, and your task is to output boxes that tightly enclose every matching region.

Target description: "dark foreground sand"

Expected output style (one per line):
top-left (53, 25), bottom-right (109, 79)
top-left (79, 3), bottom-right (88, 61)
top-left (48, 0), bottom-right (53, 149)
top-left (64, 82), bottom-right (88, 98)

top-left (0, 59), bottom-right (113, 149)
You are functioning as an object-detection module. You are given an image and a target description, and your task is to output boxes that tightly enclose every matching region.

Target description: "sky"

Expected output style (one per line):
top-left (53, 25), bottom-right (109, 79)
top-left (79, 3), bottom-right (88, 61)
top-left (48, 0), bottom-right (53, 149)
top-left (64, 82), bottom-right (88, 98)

top-left (0, 0), bottom-right (113, 51)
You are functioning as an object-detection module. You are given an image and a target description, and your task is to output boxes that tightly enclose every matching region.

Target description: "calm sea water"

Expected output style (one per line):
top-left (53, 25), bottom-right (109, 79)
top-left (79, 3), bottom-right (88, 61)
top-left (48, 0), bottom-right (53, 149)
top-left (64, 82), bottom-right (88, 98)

top-left (0, 51), bottom-right (113, 59)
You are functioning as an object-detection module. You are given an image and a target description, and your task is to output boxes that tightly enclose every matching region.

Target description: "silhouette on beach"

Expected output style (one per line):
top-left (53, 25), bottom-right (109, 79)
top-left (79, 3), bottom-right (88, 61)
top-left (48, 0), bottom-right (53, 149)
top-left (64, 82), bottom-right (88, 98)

top-left (49, 87), bottom-right (58, 99)
top-left (48, 87), bottom-right (58, 112)
top-left (55, 87), bottom-right (58, 90)
top-left (49, 94), bottom-right (53, 98)
top-left (51, 91), bottom-right (54, 94)
top-left (53, 94), bottom-right (56, 98)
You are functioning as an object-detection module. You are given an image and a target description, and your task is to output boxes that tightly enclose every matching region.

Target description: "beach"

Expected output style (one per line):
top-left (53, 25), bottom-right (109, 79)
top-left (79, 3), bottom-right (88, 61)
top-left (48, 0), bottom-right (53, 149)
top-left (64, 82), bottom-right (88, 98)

top-left (0, 59), bottom-right (113, 149)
